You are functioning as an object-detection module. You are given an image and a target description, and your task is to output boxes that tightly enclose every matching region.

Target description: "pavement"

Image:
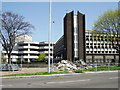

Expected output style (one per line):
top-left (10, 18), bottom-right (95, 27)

top-left (0, 68), bottom-right (48, 76)
top-left (0, 67), bottom-right (118, 79)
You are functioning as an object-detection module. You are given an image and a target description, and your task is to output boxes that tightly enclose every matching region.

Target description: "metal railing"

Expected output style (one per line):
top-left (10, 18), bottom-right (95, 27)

top-left (81, 63), bottom-right (120, 71)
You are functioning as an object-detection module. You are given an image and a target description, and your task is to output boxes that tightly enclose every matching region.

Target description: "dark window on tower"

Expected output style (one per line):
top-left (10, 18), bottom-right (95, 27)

top-left (90, 46), bottom-right (93, 48)
top-left (90, 43), bottom-right (92, 45)
top-left (86, 38), bottom-right (89, 40)
top-left (87, 46), bottom-right (89, 48)
top-left (94, 51), bottom-right (97, 53)
top-left (105, 51), bottom-right (108, 53)
top-left (94, 46), bottom-right (97, 48)
top-left (87, 43), bottom-right (89, 45)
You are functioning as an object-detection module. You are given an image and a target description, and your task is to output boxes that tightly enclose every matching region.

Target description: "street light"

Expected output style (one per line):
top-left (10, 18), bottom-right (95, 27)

top-left (48, 0), bottom-right (52, 73)
top-left (51, 21), bottom-right (55, 71)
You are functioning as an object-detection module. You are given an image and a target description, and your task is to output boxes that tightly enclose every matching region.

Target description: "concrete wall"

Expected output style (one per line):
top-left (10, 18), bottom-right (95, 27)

top-left (64, 11), bottom-right (74, 62)
top-left (86, 54), bottom-right (119, 63)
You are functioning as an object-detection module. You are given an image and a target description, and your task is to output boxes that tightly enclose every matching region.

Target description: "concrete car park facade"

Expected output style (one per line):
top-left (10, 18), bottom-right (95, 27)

top-left (1, 35), bottom-right (55, 63)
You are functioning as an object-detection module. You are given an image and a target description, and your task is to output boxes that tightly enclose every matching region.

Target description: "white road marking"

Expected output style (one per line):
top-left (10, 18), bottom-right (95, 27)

top-left (0, 85), bottom-right (3, 86)
top-left (0, 84), bottom-right (13, 87)
top-left (47, 79), bottom-right (90, 84)
top-left (109, 77), bottom-right (119, 79)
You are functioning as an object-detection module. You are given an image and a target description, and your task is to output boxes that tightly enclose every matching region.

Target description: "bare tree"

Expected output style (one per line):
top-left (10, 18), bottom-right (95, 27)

top-left (0, 11), bottom-right (34, 64)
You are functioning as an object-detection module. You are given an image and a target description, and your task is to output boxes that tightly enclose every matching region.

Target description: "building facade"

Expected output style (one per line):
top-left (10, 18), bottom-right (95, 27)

top-left (54, 11), bottom-right (86, 62)
top-left (1, 35), bottom-right (55, 63)
top-left (86, 30), bottom-right (119, 63)
top-left (54, 11), bottom-right (119, 63)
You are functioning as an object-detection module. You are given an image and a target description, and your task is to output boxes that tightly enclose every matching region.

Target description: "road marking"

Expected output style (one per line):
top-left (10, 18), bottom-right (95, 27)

top-left (0, 84), bottom-right (13, 87)
top-left (0, 85), bottom-right (3, 86)
top-left (109, 77), bottom-right (119, 79)
top-left (47, 79), bottom-right (90, 84)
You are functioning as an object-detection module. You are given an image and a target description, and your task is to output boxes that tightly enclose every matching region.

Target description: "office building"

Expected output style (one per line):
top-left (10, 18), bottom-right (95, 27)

top-left (54, 11), bottom-right (119, 63)
top-left (86, 30), bottom-right (119, 63)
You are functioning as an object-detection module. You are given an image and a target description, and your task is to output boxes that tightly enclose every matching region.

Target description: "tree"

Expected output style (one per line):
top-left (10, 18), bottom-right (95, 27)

top-left (1, 53), bottom-right (7, 64)
top-left (92, 9), bottom-right (120, 64)
top-left (32, 53), bottom-right (46, 62)
top-left (38, 53), bottom-right (46, 62)
top-left (16, 59), bottom-right (27, 64)
top-left (0, 11), bottom-right (34, 64)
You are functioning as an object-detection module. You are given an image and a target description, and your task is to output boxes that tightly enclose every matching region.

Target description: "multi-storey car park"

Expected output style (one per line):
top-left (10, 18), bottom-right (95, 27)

top-left (1, 35), bottom-right (55, 63)
top-left (54, 11), bottom-right (119, 64)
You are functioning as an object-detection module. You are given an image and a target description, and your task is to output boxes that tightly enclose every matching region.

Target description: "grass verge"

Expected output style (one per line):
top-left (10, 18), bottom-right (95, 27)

top-left (1, 66), bottom-right (119, 77)
top-left (1, 71), bottom-right (69, 77)
top-left (84, 66), bottom-right (120, 71)
top-left (73, 70), bottom-right (84, 73)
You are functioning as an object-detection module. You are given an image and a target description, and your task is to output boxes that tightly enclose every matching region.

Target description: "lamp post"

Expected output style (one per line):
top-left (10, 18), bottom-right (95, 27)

top-left (51, 21), bottom-right (55, 71)
top-left (48, 0), bottom-right (52, 73)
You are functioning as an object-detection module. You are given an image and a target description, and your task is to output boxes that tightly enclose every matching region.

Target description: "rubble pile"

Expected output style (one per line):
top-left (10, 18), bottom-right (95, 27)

top-left (54, 60), bottom-right (78, 71)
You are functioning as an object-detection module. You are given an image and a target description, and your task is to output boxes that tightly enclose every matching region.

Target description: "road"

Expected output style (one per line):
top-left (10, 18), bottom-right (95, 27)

top-left (1, 71), bottom-right (119, 88)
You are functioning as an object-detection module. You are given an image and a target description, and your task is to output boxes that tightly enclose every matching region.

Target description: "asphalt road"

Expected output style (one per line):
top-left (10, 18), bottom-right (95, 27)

top-left (1, 71), bottom-right (119, 88)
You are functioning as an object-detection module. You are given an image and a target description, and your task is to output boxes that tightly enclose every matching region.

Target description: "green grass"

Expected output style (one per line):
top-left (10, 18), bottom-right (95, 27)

top-left (1, 71), bottom-right (69, 77)
top-left (84, 66), bottom-right (120, 71)
top-left (73, 70), bottom-right (84, 73)
top-left (1, 66), bottom-right (120, 77)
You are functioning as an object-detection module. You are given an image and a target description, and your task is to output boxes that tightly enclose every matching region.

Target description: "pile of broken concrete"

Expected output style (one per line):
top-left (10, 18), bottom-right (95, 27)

top-left (54, 60), bottom-right (78, 71)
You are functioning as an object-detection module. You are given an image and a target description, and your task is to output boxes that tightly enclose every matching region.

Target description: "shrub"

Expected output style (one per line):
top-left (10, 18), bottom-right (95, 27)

top-left (31, 53), bottom-right (46, 62)
top-left (73, 70), bottom-right (84, 73)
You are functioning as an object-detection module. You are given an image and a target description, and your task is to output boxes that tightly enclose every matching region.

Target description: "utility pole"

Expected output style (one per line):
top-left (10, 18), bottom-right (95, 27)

top-left (48, 0), bottom-right (52, 73)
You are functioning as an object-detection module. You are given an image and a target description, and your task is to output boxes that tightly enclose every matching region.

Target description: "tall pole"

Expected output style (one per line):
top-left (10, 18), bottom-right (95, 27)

top-left (51, 21), bottom-right (54, 71)
top-left (48, 0), bottom-right (52, 73)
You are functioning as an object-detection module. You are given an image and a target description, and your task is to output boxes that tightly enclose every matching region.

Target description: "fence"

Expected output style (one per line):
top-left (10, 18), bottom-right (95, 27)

top-left (0, 64), bottom-right (20, 71)
top-left (19, 62), bottom-right (47, 68)
top-left (82, 63), bottom-right (120, 71)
